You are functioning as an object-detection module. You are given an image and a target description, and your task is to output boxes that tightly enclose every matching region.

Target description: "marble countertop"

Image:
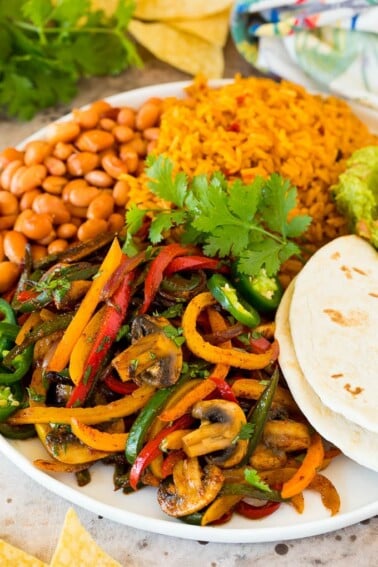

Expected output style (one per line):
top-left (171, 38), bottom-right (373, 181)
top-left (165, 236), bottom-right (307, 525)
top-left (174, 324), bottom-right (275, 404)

top-left (0, 39), bottom-right (377, 566)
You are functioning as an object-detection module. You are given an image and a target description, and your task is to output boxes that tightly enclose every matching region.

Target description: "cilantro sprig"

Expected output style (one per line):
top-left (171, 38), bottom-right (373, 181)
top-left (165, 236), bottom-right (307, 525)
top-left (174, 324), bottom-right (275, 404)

top-left (0, 0), bottom-right (141, 120)
top-left (125, 155), bottom-right (312, 277)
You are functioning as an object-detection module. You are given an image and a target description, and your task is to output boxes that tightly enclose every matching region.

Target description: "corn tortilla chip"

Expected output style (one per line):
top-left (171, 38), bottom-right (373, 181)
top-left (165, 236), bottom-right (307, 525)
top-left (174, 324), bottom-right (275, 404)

top-left (169, 9), bottom-right (231, 48)
top-left (128, 20), bottom-right (224, 78)
top-left (49, 508), bottom-right (121, 567)
top-left (0, 539), bottom-right (47, 567)
top-left (134, 0), bottom-right (233, 20)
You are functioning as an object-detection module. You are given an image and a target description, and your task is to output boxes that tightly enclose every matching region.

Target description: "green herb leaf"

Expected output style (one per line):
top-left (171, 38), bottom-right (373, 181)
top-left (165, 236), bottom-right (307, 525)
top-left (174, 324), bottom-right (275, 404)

top-left (244, 468), bottom-right (271, 493)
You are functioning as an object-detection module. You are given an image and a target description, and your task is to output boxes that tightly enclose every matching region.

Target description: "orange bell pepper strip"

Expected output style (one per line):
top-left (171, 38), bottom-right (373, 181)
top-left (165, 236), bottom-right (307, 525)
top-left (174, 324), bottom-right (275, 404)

top-left (47, 238), bottom-right (123, 372)
top-left (309, 473), bottom-right (340, 516)
top-left (8, 384), bottom-right (155, 425)
top-left (70, 418), bottom-right (128, 452)
top-left (207, 306), bottom-right (231, 381)
top-left (182, 292), bottom-right (279, 369)
top-left (158, 379), bottom-right (217, 422)
top-left (281, 433), bottom-right (325, 499)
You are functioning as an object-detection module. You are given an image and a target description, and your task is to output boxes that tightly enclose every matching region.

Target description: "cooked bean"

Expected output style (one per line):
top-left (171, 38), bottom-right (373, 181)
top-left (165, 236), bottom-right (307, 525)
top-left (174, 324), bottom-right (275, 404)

top-left (76, 129), bottom-right (115, 153)
top-left (70, 216), bottom-right (82, 228)
top-left (20, 212), bottom-right (53, 240)
top-left (20, 189), bottom-right (42, 211)
top-left (72, 107), bottom-right (99, 129)
top-left (87, 192), bottom-right (114, 220)
top-left (0, 191), bottom-right (19, 215)
top-left (56, 222), bottom-right (78, 240)
top-left (89, 100), bottom-right (112, 116)
top-left (53, 142), bottom-right (75, 161)
top-left (117, 106), bottom-right (136, 128)
top-left (119, 148), bottom-right (139, 173)
top-left (32, 194), bottom-right (71, 225)
top-left (45, 121), bottom-right (81, 145)
top-left (0, 148), bottom-right (24, 170)
top-left (44, 156), bottom-right (66, 176)
top-left (99, 118), bottom-right (116, 131)
top-left (101, 154), bottom-right (128, 178)
top-left (113, 125), bottom-right (134, 143)
top-left (121, 136), bottom-right (147, 157)
top-left (10, 164), bottom-right (47, 196)
top-left (24, 141), bottom-right (51, 166)
top-left (69, 185), bottom-right (99, 208)
top-left (30, 244), bottom-right (47, 262)
top-left (147, 140), bottom-right (157, 154)
top-left (48, 239), bottom-right (69, 254)
top-left (0, 160), bottom-right (24, 190)
top-left (84, 169), bottom-right (113, 188)
top-left (66, 203), bottom-right (88, 219)
top-left (136, 101), bottom-right (161, 130)
top-left (0, 234), bottom-right (4, 262)
top-left (108, 213), bottom-right (125, 233)
top-left (36, 230), bottom-right (57, 246)
top-left (143, 127), bottom-right (160, 141)
top-left (42, 175), bottom-right (67, 195)
top-left (0, 261), bottom-right (21, 293)
top-left (112, 180), bottom-right (129, 207)
top-left (77, 218), bottom-right (108, 241)
top-left (3, 230), bottom-right (27, 264)
top-left (62, 178), bottom-right (88, 202)
top-left (14, 209), bottom-right (33, 232)
top-left (0, 214), bottom-right (18, 231)
top-left (67, 152), bottom-right (100, 176)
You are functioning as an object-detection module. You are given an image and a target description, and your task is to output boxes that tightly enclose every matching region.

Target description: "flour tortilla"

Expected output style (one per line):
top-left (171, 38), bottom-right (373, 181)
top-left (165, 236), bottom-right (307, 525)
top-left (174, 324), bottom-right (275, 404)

top-left (289, 235), bottom-right (378, 433)
top-left (276, 280), bottom-right (378, 472)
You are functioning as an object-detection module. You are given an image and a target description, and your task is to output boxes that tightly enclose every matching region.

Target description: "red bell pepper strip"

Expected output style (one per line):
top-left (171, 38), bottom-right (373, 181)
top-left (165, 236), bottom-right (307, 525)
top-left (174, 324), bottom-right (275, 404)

top-left (104, 375), bottom-right (139, 396)
top-left (66, 271), bottom-right (135, 408)
top-left (161, 449), bottom-right (186, 479)
top-left (249, 336), bottom-right (273, 354)
top-left (129, 414), bottom-right (193, 490)
top-left (101, 250), bottom-right (146, 301)
top-left (209, 376), bottom-right (238, 403)
top-left (140, 243), bottom-right (191, 314)
top-left (235, 500), bottom-right (281, 519)
top-left (165, 256), bottom-right (223, 276)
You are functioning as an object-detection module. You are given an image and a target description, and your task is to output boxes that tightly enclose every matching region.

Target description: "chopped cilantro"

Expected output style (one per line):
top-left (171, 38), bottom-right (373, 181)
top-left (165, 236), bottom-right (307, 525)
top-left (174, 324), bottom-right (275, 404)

top-left (244, 468), bottom-right (271, 493)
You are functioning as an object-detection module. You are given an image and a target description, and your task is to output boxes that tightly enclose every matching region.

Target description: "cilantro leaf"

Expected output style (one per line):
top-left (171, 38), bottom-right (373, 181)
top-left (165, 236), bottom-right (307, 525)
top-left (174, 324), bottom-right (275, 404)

top-left (125, 156), bottom-right (312, 277)
top-left (244, 468), bottom-right (271, 493)
top-left (237, 423), bottom-right (255, 441)
top-left (146, 155), bottom-right (188, 207)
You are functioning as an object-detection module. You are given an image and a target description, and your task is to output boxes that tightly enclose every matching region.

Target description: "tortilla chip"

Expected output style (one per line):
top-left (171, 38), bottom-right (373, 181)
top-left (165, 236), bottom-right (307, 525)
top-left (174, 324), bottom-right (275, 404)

top-left (128, 20), bottom-right (224, 78)
top-left (0, 539), bottom-right (47, 567)
top-left (49, 508), bottom-right (121, 567)
top-left (169, 9), bottom-right (231, 48)
top-left (134, 0), bottom-right (233, 20)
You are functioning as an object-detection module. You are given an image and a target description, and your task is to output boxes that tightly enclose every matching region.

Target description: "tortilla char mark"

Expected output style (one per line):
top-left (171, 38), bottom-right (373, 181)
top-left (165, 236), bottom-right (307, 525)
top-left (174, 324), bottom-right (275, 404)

top-left (344, 383), bottom-right (364, 397)
top-left (340, 265), bottom-right (369, 279)
top-left (323, 308), bottom-right (368, 326)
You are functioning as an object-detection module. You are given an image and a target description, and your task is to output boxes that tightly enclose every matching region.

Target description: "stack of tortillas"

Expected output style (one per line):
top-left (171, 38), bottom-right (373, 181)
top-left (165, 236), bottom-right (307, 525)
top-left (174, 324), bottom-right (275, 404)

top-left (275, 235), bottom-right (378, 471)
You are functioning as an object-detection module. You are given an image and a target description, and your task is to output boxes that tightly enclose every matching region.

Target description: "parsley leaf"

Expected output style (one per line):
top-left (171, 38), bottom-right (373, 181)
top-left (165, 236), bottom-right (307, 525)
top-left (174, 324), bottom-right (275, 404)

top-left (124, 155), bottom-right (312, 277)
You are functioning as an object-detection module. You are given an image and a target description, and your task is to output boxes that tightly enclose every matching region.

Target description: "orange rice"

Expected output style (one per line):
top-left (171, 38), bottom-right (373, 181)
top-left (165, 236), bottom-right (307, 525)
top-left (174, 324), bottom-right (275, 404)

top-left (142, 75), bottom-right (377, 246)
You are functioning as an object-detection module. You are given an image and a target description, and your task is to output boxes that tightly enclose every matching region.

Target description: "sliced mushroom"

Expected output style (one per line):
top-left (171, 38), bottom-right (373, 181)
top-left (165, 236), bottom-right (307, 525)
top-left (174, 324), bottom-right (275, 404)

top-left (157, 457), bottom-right (224, 517)
top-left (206, 439), bottom-right (248, 469)
top-left (112, 315), bottom-right (183, 388)
top-left (263, 420), bottom-right (311, 452)
top-left (182, 399), bottom-right (246, 458)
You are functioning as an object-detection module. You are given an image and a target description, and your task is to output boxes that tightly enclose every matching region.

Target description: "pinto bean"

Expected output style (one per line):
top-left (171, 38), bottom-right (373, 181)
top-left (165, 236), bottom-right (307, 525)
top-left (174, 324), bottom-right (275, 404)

top-left (101, 154), bottom-right (128, 178)
top-left (3, 231), bottom-right (27, 264)
top-left (77, 218), bottom-right (108, 241)
top-left (0, 191), bottom-right (19, 215)
top-left (32, 194), bottom-right (71, 225)
top-left (68, 185), bottom-right (99, 208)
top-left (0, 160), bottom-right (24, 191)
top-left (67, 152), bottom-right (100, 176)
top-left (45, 121), bottom-right (81, 145)
top-left (10, 164), bottom-right (47, 196)
top-left (0, 261), bottom-right (21, 293)
top-left (24, 141), bottom-right (51, 166)
top-left (0, 148), bottom-right (24, 170)
top-left (84, 169), bottom-right (113, 188)
top-left (136, 101), bottom-right (161, 130)
top-left (76, 129), bottom-right (115, 152)
top-left (86, 192), bottom-right (114, 220)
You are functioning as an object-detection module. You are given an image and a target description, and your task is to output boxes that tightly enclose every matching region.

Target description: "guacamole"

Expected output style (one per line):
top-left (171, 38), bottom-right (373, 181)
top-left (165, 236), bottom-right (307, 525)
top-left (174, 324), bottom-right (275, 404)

top-left (332, 146), bottom-right (378, 248)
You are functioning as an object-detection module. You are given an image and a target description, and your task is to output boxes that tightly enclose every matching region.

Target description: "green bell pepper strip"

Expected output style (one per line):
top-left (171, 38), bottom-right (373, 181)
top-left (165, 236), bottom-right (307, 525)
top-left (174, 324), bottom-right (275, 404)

top-left (0, 299), bottom-right (18, 353)
top-left (125, 374), bottom-right (188, 465)
top-left (241, 367), bottom-right (280, 465)
top-left (0, 422), bottom-right (36, 439)
top-left (232, 267), bottom-right (283, 314)
top-left (0, 344), bottom-right (33, 385)
top-left (0, 384), bottom-right (22, 421)
top-left (207, 274), bottom-right (261, 328)
top-left (220, 482), bottom-right (285, 502)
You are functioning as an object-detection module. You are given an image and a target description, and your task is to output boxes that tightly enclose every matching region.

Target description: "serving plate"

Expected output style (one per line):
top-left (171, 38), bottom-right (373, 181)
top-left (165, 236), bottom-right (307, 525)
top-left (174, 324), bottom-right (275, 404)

top-left (1, 81), bottom-right (378, 544)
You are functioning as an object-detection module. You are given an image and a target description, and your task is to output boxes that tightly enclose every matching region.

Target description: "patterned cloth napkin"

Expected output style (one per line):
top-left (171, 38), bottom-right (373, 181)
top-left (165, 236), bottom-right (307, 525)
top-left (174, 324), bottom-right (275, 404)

top-left (230, 0), bottom-right (378, 110)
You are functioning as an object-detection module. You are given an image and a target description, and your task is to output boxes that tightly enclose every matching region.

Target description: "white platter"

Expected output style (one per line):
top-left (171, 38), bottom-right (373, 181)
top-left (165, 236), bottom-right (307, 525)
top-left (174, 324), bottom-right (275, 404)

top-left (1, 81), bottom-right (377, 544)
